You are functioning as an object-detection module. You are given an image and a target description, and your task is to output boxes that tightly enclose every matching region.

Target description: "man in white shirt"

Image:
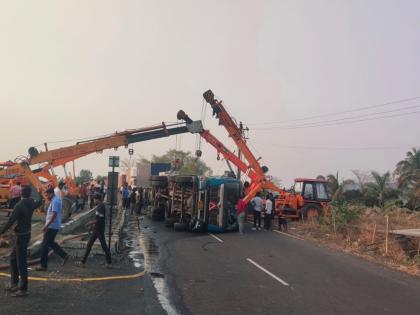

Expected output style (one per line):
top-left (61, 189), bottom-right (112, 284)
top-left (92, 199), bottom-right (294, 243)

top-left (251, 192), bottom-right (263, 230)
top-left (54, 181), bottom-right (65, 201)
top-left (264, 193), bottom-right (273, 231)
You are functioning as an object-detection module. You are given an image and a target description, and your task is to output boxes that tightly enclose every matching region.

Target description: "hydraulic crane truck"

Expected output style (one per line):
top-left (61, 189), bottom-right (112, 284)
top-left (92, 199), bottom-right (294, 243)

top-left (0, 119), bottom-right (203, 219)
top-left (180, 90), bottom-right (330, 220)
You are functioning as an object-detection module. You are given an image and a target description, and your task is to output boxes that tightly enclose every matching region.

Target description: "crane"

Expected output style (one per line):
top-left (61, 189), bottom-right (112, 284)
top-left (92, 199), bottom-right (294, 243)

top-left (197, 90), bottom-right (330, 219)
top-left (0, 119), bottom-right (203, 217)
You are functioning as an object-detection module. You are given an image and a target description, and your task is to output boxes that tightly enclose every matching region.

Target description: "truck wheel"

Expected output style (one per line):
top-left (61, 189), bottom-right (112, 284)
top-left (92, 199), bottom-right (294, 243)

top-left (174, 222), bottom-right (187, 231)
top-left (301, 204), bottom-right (322, 220)
top-left (151, 181), bottom-right (168, 188)
top-left (175, 176), bottom-right (194, 184)
top-left (150, 175), bottom-right (168, 182)
top-left (164, 218), bottom-right (175, 228)
top-left (151, 206), bottom-right (165, 221)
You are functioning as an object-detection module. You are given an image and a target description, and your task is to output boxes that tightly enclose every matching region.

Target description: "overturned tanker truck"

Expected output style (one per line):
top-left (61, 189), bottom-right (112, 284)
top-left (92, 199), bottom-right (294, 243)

top-left (149, 174), bottom-right (241, 233)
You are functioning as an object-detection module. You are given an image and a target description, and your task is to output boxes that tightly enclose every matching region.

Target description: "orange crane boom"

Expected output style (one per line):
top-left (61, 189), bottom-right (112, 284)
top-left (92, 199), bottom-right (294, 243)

top-left (201, 90), bottom-right (285, 202)
top-left (177, 110), bottom-right (259, 183)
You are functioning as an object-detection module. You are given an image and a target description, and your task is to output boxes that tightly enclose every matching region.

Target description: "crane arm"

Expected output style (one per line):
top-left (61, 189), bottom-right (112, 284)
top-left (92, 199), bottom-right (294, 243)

top-left (200, 130), bottom-right (259, 182)
top-left (176, 110), bottom-right (259, 182)
top-left (28, 122), bottom-right (200, 166)
top-left (202, 90), bottom-right (266, 178)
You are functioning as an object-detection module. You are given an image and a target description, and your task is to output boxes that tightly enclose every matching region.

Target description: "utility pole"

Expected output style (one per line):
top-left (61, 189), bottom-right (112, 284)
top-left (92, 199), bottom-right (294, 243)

top-left (108, 156), bottom-right (119, 249)
top-left (236, 121), bottom-right (249, 180)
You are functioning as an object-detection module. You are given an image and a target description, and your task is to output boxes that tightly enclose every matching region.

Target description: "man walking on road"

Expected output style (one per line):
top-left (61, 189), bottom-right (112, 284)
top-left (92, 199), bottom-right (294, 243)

top-left (77, 193), bottom-right (112, 267)
top-left (251, 192), bottom-right (263, 230)
top-left (0, 186), bottom-right (43, 297)
top-left (36, 188), bottom-right (70, 271)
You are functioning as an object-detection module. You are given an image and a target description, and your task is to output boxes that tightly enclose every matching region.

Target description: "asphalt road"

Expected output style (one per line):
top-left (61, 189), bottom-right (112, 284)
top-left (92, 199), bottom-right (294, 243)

top-left (1, 215), bottom-right (419, 315)
top-left (151, 219), bottom-right (420, 315)
top-left (0, 214), bottom-right (165, 315)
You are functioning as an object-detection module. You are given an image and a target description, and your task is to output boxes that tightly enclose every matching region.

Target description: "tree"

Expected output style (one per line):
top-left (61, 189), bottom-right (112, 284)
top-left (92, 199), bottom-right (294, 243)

top-left (364, 171), bottom-right (396, 209)
top-left (351, 170), bottom-right (372, 195)
top-left (151, 149), bottom-right (212, 176)
top-left (121, 157), bottom-right (136, 174)
top-left (326, 173), bottom-right (340, 199)
top-left (394, 147), bottom-right (420, 210)
top-left (75, 169), bottom-right (93, 184)
top-left (316, 175), bottom-right (326, 181)
top-left (96, 175), bottom-right (107, 183)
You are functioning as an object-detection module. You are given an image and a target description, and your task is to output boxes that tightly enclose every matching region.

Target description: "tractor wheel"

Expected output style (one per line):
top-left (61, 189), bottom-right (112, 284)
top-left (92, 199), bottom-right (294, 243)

top-left (301, 204), bottom-right (322, 221)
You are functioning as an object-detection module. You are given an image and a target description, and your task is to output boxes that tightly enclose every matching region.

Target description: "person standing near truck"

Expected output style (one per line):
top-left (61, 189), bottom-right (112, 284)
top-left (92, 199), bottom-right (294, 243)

top-left (264, 193), bottom-right (273, 231)
top-left (76, 193), bottom-right (112, 267)
top-left (251, 192), bottom-right (263, 230)
top-left (0, 186), bottom-right (43, 297)
top-left (121, 183), bottom-right (129, 210)
top-left (236, 193), bottom-right (247, 234)
top-left (129, 187), bottom-right (137, 214)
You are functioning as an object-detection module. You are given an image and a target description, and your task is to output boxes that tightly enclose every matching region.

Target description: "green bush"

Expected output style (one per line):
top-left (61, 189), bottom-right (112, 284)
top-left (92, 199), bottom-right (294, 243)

top-left (328, 201), bottom-right (363, 232)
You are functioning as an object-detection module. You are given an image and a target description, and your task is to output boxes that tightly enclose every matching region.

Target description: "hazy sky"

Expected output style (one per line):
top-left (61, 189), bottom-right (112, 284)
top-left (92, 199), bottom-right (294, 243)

top-left (1, 0), bottom-right (419, 186)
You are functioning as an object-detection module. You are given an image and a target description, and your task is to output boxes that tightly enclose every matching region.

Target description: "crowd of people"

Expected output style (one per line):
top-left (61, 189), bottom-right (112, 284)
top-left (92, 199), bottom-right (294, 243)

top-left (120, 182), bottom-right (151, 215)
top-left (0, 176), bottom-right (286, 297)
top-left (236, 192), bottom-right (288, 235)
top-left (0, 180), bottom-right (113, 298)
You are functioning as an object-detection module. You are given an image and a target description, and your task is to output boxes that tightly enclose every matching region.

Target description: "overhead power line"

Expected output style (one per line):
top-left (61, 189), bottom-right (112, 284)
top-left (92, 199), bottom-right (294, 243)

top-left (275, 145), bottom-right (416, 151)
top-left (252, 108), bottom-right (420, 130)
top-left (248, 96), bottom-right (420, 126)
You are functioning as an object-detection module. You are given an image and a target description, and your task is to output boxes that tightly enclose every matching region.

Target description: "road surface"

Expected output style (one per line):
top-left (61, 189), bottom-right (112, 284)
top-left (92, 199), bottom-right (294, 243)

top-left (150, 218), bottom-right (420, 315)
top-left (1, 215), bottom-right (419, 314)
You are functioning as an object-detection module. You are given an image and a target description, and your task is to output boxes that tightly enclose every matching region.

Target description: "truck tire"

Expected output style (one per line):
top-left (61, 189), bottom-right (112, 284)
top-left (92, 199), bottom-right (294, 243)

top-left (164, 218), bottom-right (175, 228)
top-left (301, 203), bottom-right (322, 220)
top-left (174, 222), bottom-right (188, 231)
top-left (151, 181), bottom-right (168, 188)
top-left (175, 176), bottom-right (194, 184)
top-left (151, 206), bottom-right (165, 221)
top-left (150, 175), bottom-right (168, 182)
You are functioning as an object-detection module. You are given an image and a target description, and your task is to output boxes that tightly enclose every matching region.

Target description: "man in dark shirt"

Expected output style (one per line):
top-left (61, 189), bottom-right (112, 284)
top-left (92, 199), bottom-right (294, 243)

top-left (77, 193), bottom-right (112, 267)
top-left (0, 185), bottom-right (43, 297)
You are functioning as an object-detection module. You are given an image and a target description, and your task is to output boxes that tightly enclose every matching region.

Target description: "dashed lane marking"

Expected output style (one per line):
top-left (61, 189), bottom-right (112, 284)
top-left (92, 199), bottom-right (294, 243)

top-left (0, 271), bottom-right (146, 282)
top-left (247, 220), bottom-right (305, 241)
top-left (208, 233), bottom-right (224, 243)
top-left (272, 230), bottom-right (305, 241)
top-left (246, 258), bottom-right (289, 286)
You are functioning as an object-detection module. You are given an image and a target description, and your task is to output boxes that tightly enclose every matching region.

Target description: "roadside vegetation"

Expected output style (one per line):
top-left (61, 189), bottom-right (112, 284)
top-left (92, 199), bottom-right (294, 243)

top-left (297, 147), bottom-right (420, 275)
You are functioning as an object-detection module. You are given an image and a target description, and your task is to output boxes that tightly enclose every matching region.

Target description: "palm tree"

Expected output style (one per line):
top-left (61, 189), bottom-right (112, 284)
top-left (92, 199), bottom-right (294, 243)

top-left (364, 171), bottom-right (393, 209)
top-left (394, 148), bottom-right (420, 209)
top-left (326, 173), bottom-right (341, 200)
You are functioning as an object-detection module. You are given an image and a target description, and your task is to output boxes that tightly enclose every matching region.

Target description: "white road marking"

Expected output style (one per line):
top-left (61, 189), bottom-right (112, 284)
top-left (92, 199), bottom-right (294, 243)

top-left (208, 233), bottom-right (224, 243)
top-left (273, 230), bottom-right (305, 241)
top-left (246, 258), bottom-right (289, 286)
